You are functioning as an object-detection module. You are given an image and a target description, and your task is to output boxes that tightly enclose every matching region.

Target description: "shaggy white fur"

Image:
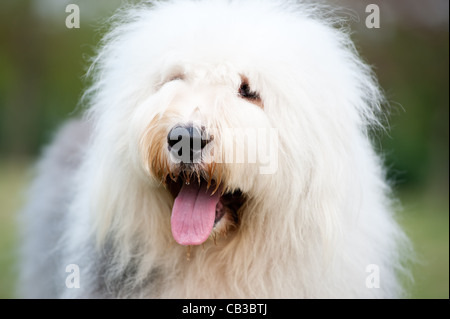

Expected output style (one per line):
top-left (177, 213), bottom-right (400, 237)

top-left (20, 0), bottom-right (410, 298)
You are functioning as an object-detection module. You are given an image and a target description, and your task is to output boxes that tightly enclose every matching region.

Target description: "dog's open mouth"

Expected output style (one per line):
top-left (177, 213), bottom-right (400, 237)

top-left (165, 171), bottom-right (245, 246)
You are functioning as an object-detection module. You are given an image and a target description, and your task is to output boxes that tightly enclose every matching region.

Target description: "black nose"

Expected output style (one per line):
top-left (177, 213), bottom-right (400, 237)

top-left (167, 125), bottom-right (211, 163)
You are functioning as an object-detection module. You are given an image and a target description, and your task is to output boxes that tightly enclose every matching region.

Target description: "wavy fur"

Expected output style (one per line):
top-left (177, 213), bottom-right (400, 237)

top-left (20, 0), bottom-right (410, 298)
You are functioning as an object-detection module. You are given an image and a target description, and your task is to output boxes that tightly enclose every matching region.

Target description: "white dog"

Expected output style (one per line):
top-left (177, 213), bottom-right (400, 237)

top-left (20, 0), bottom-right (409, 298)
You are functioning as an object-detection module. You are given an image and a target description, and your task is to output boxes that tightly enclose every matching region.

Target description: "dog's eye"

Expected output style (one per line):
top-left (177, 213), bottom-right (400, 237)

top-left (239, 82), bottom-right (260, 101)
top-left (168, 74), bottom-right (184, 82)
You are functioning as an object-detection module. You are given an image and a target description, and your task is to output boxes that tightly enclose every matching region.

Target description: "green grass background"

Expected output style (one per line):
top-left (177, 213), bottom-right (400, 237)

top-left (0, 161), bottom-right (29, 298)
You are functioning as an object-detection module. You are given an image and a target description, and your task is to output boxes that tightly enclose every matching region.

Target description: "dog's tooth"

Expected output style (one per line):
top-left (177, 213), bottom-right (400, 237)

top-left (186, 172), bottom-right (191, 185)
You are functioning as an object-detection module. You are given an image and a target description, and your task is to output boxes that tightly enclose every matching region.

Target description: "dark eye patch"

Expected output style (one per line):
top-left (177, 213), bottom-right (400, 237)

top-left (238, 79), bottom-right (261, 101)
top-left (168, 74), bottom-right (184, 82)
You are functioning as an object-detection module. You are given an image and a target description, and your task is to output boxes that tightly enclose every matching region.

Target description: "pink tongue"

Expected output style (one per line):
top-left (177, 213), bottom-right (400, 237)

top-left (171, 182), bottom-right (221, 246)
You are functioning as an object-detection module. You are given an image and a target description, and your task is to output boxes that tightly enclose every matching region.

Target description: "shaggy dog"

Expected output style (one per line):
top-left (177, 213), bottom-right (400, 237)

top-left (20, 0), bottom-right (409, 298)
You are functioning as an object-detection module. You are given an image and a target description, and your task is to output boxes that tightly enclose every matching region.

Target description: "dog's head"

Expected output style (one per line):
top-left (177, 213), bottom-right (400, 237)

top-left (86, 0), bottom-right (383, 248)
top-left (138, 71), bottom-right (272, 245)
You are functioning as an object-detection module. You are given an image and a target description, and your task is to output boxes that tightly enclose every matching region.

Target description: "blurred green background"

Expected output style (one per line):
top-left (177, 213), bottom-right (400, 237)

top-left (0, 0), bottom-right (448, 299)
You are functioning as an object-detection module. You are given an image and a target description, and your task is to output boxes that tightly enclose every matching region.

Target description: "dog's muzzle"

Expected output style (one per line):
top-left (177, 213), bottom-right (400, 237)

top-left (167, 124), bottom-right (212, 164)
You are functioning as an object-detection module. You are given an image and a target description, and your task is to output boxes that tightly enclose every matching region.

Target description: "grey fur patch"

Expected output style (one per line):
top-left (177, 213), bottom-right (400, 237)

top-left (18, 119), bottom-right (91, 298)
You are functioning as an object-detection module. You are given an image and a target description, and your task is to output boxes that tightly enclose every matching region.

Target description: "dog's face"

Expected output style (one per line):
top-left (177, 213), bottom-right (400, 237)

top-left (135, 58), bottom-right (279, 246)
top-left (119, 4), bottom-right (293, 247)
top-left (92, 1), bottom-right (375, 248)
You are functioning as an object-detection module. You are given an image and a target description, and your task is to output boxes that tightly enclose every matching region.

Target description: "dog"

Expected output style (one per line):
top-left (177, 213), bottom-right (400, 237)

top-left (19, 0), bottom-right (409, 298)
